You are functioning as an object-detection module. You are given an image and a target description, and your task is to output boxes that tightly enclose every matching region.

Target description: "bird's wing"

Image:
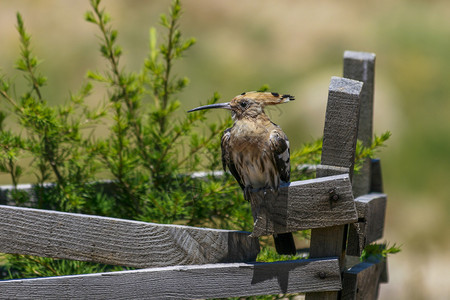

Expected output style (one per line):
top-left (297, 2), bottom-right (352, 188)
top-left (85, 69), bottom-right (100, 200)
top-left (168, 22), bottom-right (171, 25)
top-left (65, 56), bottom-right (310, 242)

top-left (269, 128), bottom-right (291, 183)
top-left (221, 128), bottom-right (245, 190)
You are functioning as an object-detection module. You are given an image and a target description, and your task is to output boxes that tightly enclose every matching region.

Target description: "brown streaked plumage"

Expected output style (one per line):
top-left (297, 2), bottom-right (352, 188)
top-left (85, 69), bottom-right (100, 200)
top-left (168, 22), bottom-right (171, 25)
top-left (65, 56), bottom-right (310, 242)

top-left (188, 91), bottom-right (296, 255)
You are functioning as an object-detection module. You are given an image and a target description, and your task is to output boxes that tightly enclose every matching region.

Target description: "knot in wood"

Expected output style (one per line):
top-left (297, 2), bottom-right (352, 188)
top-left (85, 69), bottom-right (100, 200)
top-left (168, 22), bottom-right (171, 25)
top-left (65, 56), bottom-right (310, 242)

top-left (328, 188), bottom-right (339, 202)
top-left (318, 271), bottom-right (327, 279)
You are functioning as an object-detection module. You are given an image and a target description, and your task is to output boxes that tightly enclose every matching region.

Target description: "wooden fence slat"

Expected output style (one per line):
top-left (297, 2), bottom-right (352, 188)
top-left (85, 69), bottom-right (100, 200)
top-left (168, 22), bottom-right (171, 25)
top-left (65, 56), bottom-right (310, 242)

top-left (318, 76), bottom-right (363, 181)
top-left (343, 51), bottom-right (375, 147)
top-left (0, 258), bottom-right (341, 299)
top-left (347, 193), bottom-right (387, 256)
top-left (343, 51), bottom-right (376, 199)
top-left (347, 159), bottom-right (387, 257)
top-left (250, 174), bottom-right (357, 237)
top-left (307, 76), bottom-right (363, 300)
top-left (341, 260), bottom-right (386, 300)
top-left (0, 205), bottom-right (259, 268)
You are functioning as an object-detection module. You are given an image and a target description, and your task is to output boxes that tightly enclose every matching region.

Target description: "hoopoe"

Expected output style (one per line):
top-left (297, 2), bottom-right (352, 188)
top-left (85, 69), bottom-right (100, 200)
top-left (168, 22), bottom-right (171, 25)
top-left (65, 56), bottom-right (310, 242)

top-left (188, 91), bottom-right (296, 255)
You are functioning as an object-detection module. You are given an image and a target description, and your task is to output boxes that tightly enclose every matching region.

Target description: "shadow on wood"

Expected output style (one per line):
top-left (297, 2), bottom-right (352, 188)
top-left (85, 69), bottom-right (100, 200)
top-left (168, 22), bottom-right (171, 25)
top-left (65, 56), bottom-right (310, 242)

top-left (251, 258), bottom-right (342, 294)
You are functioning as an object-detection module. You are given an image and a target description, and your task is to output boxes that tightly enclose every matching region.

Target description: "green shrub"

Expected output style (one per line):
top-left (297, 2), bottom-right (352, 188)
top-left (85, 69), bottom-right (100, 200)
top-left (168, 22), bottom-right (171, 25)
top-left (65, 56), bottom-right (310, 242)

top-left (0, 0), bottom-right (249, 279)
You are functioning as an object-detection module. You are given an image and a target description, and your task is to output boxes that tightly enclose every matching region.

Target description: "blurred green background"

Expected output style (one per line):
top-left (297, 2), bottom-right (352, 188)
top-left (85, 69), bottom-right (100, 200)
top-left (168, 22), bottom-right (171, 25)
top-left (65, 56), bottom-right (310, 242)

top-left (1, 1), bottom-right (450, 298)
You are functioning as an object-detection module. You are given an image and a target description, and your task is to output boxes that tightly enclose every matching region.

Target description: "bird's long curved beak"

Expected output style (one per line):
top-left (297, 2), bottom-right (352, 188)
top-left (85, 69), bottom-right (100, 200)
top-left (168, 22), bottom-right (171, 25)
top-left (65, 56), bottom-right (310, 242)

top-left (187, 102), bottom-right (231, 113)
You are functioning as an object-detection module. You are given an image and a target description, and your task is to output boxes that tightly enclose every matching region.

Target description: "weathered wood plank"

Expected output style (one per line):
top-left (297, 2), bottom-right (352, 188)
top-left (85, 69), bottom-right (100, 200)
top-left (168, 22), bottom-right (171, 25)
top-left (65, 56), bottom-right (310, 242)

top-left (347, 193), bottom-right (387, 256)
top-left (343, 51), bottom-right (376, 147)
top-left (319, 76), bottom-right (363, 181)
top-left (250, 174), bottom-right (357, 237)
top-left (347, 158), bottom-right (385, 258)
top-left (308, 224), bottom-right (348, 300)
top-left (343, 51), bottom-right (376, 199)
top-left (309, 76), bottom-right (362, 262)
top-left (0, 258), bottom-right (342, 299)
top-left (340, 57), bottom-right (379, 276)
top-left (307, 76), bottom-right (363, 300)
top-left (0, 205), bottom-right (259, 268)
top-left (354, 193), bottom-right (386, 222)
top-left (342, 260), bottom-right (385, 300)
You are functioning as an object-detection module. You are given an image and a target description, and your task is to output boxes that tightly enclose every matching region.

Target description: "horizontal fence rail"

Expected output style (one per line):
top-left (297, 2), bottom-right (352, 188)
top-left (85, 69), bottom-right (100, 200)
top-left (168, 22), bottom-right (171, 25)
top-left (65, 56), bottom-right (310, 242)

top-left (0, 258), bottom-right (341, 299)
top-left (250, 173), bottom-right (357, 237)
top-left (0, 174), bottom-right (358, 267)
top-left (0, 205), bottom-right (259, 268)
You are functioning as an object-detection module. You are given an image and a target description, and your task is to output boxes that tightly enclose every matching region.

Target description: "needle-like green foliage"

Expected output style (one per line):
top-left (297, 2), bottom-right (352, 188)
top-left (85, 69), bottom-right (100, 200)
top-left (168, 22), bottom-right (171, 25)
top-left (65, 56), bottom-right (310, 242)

top-left (361, 242), bottom-right (402, 263)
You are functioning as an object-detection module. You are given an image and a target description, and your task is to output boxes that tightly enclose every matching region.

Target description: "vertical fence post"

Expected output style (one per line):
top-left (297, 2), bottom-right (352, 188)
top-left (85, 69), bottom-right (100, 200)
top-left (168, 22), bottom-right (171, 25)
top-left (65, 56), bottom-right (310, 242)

top-left (341, 52), bottom-right (388, 299)
top-left (343, 51), bottom-right (378, 258)
top-left (306, 76), bottom-right (363, 300)
top-left (343, 51), bottom-right (376, 198)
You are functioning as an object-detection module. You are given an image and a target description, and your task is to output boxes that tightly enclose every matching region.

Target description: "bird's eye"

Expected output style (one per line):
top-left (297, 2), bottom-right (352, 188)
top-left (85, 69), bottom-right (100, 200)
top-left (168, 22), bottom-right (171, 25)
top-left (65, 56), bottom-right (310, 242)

top-left (240, 101), bottom-right (248, 108)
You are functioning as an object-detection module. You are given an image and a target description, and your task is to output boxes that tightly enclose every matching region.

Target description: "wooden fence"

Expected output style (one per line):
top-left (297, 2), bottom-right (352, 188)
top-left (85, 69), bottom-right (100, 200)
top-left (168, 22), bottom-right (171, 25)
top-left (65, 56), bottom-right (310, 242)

top-left (0, 51), bottom-right (388, 299)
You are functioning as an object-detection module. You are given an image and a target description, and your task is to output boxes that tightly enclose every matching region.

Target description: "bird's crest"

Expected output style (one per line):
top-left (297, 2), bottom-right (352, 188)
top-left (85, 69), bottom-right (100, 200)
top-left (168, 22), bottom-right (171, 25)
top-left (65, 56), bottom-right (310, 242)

top-left (233, 92), bottom-right (295, 107)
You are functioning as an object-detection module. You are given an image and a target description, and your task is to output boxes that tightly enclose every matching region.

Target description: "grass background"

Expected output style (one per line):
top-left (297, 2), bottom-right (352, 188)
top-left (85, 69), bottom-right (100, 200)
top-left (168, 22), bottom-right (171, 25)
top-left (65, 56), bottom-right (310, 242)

top-left (1, 0), bottom-right (450, 298)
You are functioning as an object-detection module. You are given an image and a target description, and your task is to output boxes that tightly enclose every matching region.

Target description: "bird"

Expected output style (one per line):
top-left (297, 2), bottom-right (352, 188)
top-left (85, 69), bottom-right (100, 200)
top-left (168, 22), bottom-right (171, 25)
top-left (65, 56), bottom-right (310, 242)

top-left (188, 91), bottom-right (296, 255)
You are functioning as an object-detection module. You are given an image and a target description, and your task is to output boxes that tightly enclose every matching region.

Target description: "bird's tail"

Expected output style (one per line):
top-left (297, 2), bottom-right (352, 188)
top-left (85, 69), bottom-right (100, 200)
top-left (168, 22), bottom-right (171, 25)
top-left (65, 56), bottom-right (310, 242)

top-left (273, 232), bottom-right (296, 255)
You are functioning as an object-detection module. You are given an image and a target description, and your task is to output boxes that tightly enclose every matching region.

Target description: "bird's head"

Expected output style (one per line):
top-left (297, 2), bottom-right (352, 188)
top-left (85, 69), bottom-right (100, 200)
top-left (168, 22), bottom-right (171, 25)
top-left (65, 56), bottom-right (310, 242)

top-left (188, 92), bottom-right (295, 120)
